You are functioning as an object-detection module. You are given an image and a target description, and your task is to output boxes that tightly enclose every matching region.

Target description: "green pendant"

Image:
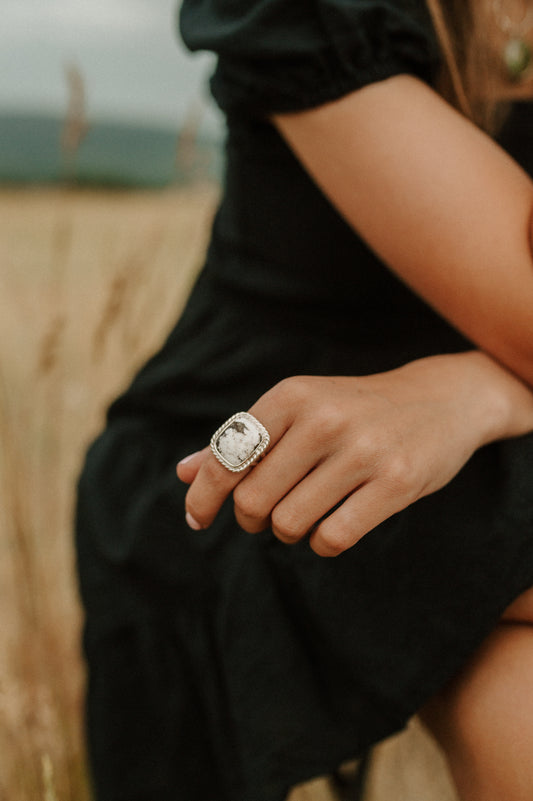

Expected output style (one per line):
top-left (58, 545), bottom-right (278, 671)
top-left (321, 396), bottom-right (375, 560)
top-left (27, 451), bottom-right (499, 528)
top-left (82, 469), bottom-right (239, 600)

top-left (503, 38), bottom-right (532, 80)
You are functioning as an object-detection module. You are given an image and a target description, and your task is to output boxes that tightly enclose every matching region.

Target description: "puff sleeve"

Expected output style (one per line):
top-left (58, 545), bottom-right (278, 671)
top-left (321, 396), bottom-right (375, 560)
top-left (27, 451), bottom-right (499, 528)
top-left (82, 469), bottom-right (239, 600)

top-left (179, 0), bottom-right (439, 115)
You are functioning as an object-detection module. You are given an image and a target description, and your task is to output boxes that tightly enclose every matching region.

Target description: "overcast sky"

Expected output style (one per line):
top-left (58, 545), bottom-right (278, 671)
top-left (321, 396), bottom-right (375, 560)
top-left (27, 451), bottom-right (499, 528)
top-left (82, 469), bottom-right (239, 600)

top-left (0, 0), bottom-right (221, 131)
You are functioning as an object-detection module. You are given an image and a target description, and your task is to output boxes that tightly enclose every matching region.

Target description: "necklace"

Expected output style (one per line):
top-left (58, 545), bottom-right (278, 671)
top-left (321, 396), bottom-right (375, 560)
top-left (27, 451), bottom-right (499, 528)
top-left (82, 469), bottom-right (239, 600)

top-left (492, 0), bottom-right (533, 80)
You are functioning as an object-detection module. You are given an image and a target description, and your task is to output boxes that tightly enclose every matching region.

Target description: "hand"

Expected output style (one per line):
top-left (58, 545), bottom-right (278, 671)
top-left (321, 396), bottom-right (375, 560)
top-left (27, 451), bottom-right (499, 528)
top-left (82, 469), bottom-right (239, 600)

top-left (177, 352), bottom-right (533, 556)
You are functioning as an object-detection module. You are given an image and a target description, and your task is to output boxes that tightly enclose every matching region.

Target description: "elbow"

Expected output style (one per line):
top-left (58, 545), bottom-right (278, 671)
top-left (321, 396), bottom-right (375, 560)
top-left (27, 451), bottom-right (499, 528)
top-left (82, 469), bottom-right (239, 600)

top-left (492, 338), bottom-right (533, 391)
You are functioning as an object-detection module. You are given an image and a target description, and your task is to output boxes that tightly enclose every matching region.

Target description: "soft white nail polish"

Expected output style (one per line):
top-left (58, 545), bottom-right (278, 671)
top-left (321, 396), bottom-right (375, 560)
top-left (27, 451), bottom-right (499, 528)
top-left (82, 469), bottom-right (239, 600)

top-left (178, 451), bottom-right (199, 466)
top-left (186, 511), bottom-right (203, 531)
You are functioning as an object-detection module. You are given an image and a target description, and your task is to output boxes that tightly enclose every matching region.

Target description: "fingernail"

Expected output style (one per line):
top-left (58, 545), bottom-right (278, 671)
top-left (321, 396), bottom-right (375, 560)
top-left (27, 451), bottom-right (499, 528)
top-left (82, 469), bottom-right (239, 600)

top-left (178, 451), bottom-right (200, 466)
top-left (186, 511), bottom-right (203, 531)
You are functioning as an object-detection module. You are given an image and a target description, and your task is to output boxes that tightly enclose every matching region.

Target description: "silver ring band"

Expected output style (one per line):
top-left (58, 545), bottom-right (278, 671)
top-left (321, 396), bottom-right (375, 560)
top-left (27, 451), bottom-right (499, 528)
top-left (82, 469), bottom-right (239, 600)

top-left (210, 412), bottom-right (270, 472)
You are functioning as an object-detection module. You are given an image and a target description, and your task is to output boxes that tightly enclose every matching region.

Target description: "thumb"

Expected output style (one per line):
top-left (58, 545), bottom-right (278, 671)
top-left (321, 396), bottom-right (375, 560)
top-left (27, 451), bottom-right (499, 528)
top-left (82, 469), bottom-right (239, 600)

top-left (176, 447), bottom-right (210, 484)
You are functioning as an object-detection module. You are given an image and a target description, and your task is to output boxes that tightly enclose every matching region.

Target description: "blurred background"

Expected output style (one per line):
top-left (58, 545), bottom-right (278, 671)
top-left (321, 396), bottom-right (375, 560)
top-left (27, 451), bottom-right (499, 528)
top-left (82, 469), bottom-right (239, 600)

top-left (0, 0), bottom-right (223, 187)
top-left (0, 3), bottom-right (222, 799)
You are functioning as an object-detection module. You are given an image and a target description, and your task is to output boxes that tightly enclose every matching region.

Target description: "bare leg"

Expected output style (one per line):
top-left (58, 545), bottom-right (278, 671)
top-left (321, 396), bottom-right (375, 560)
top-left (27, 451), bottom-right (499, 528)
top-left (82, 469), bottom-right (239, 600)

top-left (421, 587), bottom-right (533, 801)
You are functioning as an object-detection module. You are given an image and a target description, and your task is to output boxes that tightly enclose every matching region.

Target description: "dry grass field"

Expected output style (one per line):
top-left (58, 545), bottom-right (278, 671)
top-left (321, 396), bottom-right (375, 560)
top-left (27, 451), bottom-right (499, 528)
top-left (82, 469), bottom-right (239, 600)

top-left (0, 184), bottom-right (458, 801)
top-left (0, 183), bottom-right (218, 800)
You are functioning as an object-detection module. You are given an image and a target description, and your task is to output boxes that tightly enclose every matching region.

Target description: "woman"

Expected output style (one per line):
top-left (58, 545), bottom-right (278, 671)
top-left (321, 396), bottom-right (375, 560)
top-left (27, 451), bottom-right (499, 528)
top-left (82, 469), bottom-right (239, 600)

top-left (76, 2), bottom-right (533, 799)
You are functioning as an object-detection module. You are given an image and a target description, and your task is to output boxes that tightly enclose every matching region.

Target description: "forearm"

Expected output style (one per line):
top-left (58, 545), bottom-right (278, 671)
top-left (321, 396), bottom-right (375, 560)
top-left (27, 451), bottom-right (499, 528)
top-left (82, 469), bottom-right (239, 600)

top-left (273, 75), bottom-right (533, 387)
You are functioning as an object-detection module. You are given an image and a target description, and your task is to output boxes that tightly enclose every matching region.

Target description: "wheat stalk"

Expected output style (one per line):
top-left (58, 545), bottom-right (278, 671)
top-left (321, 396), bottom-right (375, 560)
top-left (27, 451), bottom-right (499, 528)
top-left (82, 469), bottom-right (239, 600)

top-left (0, 184), bottom-right (217, 800)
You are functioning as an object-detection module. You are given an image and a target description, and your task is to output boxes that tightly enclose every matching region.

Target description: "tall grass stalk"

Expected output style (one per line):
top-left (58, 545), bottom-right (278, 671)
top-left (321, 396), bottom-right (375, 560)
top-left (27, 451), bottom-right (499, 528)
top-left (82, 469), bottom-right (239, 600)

top-left (0, 184), bottom-right (217, 800)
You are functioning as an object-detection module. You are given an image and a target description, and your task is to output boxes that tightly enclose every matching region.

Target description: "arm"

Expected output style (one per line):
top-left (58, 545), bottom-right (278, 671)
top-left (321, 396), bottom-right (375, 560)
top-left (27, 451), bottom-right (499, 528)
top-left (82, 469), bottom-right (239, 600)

top-left (272, 75), bottom-right (533, 386)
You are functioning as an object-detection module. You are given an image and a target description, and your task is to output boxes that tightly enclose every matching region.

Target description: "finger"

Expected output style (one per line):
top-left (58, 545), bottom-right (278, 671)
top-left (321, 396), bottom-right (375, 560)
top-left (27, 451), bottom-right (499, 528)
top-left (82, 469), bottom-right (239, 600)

top-left (309, 478), bottom-right (413, 557)
top-left (185, 408), bottom-right (289, 529)
top-left (176, 448), bottom-right (210, 484)
top-left (267, 458), bottom-right (368, 544)
top-left (232, 422), bottom-right (325, 534)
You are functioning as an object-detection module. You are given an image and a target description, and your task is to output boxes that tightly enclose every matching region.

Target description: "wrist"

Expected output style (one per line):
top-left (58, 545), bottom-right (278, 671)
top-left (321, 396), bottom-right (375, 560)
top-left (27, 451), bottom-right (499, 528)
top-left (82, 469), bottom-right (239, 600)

top-left (401, 350), bottom-right (533, 445)
top-left (462, 351), bottom-right (533, 442)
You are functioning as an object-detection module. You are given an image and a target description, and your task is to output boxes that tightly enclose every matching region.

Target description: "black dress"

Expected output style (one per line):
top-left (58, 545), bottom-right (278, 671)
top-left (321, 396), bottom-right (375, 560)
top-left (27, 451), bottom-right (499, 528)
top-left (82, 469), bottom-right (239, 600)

top-left (75, 2), bottom-right (533, 800)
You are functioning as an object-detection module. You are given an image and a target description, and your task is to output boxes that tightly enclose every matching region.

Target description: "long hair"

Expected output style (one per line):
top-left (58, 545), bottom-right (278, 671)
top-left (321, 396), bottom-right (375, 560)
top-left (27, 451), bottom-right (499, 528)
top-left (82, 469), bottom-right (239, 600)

top-left (425, 0), bottom-right (507, 132)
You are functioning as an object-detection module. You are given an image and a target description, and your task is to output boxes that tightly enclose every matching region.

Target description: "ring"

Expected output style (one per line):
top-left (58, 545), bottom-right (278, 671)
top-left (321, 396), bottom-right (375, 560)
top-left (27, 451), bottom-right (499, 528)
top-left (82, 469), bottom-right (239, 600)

top-left (210, 412), bottom-right (270, 472)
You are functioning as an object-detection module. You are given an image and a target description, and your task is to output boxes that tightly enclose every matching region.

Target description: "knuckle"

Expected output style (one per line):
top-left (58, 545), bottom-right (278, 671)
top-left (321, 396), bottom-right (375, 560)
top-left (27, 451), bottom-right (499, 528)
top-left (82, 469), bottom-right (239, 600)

top-left (351, 430), bottom-right (379, 464)
top-left (314, 525), bottom-right (350, 557)
top-left (313, 402), bottom-right (344, 432)
top-left (314, 506), bottom-right (360, 556)
top-left (381, 453), bottom-right (417, 496)
top-left (233, 482), bottom-right (268, 521)
top-left (274, 375), bottom-right (314, 404)
top-left (305, 403), bottom-right (346, 447)
top-left (271, 505), bottom-right (306, 542)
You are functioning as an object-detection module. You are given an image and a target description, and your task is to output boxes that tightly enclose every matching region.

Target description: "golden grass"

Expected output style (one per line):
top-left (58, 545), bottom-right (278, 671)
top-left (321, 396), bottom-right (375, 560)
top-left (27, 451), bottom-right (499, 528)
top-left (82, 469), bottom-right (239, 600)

top-left (0, 183), bottom-right (218, 800)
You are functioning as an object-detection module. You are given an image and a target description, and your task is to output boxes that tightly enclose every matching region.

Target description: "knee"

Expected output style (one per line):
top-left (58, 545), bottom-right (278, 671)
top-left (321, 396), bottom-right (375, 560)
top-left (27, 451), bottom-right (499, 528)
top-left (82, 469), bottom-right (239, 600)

top-left (502, 585), bottom-right (533, 625)
top-left (421, 622), bottom-right (533, 801)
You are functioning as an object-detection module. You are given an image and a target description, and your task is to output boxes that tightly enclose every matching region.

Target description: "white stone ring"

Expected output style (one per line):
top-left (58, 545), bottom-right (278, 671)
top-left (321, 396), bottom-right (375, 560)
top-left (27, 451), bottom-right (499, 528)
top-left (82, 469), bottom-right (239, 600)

top-left (210, 412), bottom-right (270, 473)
